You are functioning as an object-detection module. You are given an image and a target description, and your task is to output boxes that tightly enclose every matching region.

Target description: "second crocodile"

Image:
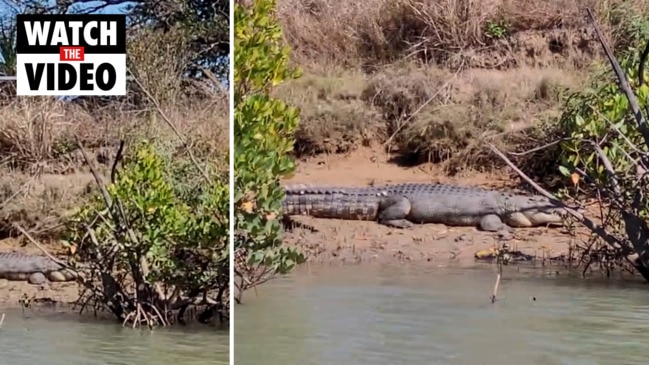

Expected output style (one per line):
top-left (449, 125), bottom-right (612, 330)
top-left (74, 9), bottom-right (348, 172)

top-left (0, 252), bottom-right (78, 285)
top-left (282, 183), bottom-right (569, 232)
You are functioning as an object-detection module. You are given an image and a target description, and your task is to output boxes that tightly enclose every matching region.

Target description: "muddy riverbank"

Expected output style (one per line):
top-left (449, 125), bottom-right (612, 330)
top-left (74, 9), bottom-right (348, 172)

top-left (284, 216), bottom-right (574, 267)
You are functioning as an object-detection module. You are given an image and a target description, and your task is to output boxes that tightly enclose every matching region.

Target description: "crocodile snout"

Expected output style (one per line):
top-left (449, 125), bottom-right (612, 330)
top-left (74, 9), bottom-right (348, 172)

top-left (524, 204), bottom-right (569, 226)
top-left (505, 196), bottom-right (570, 227)
top-left (516, 195), bottom-right (571, 219)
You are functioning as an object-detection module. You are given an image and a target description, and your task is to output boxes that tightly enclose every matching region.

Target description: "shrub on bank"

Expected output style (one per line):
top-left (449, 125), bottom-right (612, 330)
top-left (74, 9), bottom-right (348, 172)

top-left (64, 141), bottom-right (229, 326)
top-left (233, 0), bottom-right (306, 303)
top-left (559, 12), bottom-right (649, 179)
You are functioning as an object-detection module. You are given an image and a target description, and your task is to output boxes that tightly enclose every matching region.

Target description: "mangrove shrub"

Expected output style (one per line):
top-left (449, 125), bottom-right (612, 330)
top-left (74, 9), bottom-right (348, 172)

top-left (64, 140), bottom-right (230, 326)
top-left (558, 14), bottom-right (649, 278)
top-left (233, 0), bottom-right (305, 302)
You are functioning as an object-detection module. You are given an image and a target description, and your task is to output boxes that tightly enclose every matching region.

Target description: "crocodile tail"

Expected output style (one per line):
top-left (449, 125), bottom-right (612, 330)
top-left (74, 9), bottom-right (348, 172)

top-left (281, 192), bottom-right (381, 221)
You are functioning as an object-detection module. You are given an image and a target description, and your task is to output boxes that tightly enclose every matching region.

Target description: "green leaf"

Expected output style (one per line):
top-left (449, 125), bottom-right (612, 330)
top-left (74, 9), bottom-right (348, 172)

top-left (558, 165), bottom-right (571, 176)
top-left (234, 0), bottom-right (305, 290)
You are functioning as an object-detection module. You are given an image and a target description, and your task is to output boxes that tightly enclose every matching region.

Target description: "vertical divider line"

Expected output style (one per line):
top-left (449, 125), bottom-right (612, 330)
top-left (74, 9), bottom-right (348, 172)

top-left (228, 0), bottom-right (236, 362)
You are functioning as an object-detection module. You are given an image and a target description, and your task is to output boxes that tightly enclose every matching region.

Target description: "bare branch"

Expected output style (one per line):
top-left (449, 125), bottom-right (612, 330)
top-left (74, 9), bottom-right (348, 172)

top-left (507, 138), bottom-right (571, 156)
top-left (592, 143), bottom-right (621, 194)
top-left (639, 34), bottom-right (649, 87)
top-left (586, 8), bottom-right (649, 151)
top-left (486, 142), bottom-right (630, 254)
top-left (127, 69), bottom-right (213, 185)
top-left (14, 224), bottom-right (76, 271)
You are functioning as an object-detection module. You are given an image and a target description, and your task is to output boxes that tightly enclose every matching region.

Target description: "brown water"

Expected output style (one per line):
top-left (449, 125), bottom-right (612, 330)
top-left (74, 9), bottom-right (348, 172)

top-left (234, 263), bottom-right (649, 365)
top-left (0, 308), bottom-right (229, 364)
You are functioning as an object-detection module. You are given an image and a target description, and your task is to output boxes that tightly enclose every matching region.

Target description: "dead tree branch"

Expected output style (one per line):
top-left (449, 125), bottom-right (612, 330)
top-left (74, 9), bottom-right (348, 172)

top-left (486, 143), bottom-right (633, 256)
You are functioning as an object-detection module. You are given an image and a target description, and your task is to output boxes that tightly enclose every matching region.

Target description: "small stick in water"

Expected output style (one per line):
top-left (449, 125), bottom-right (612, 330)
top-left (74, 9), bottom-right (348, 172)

top-left (491, 273), bottom-right (501, 303)
top-left (0, 313), bottom-right (5, 329)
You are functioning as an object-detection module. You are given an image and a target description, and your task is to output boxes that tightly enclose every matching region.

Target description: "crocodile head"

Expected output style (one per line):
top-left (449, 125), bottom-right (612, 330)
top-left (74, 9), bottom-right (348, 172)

top-left (504, 195), bottom-right (570, 227)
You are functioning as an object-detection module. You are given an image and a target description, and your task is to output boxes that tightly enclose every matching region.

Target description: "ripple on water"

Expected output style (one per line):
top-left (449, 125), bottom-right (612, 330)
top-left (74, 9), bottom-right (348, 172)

top-left (235, 264), bottom-right (649, 365)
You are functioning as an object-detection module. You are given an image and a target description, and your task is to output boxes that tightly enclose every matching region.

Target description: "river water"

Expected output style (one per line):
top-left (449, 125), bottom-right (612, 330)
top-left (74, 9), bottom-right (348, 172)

top-left (0, 307), bottom-right (229, 364)
top-left (234, 263), bottom-right (649, 365)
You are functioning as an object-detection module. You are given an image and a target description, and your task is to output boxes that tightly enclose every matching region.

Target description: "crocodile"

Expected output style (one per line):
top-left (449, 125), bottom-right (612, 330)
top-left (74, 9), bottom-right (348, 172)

top-left (0, 252), bottom-right (78, 285)
top-left (281, 183), bottom-right (569, 232)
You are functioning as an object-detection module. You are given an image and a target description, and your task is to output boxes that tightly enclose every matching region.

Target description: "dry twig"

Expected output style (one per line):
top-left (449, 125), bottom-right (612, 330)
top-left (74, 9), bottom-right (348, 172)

top-left (490, 274), bottom-right (501, 304)
top-left (127, 68), bottom-right (212, 185)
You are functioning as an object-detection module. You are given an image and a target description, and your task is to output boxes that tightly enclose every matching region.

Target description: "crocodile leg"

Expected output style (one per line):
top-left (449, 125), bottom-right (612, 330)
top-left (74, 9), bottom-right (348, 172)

top-left (479, 214), bottom-right (511, 232)
top-left (29, 272), bottom-right (47, 285)
top-left (378, 195), bottom-right (414, 228)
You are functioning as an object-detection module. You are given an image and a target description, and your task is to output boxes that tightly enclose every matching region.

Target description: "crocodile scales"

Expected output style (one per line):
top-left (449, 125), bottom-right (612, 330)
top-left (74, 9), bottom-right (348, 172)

top-left (281, 183), bottom-right (568, 231)
top-left (0, 252), bottom-right (78, 284)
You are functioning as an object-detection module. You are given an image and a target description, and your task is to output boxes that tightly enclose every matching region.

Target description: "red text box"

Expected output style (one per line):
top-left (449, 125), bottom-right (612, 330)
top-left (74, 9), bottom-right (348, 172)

top-left (59, 46), bottom-right (85, 61)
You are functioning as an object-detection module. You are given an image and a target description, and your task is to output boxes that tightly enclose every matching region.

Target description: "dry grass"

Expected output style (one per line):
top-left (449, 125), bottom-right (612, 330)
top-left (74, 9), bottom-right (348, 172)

top-left (275, 70), bottom-right (381, 155)
top-left (279, 65), bottom-right (583, 169)
top-left (0, 93), bottom-right (229, 238)
top-left (275, 0), bottom-right (649, 180)
top-left (0, 95), bottom-right (229, 171)
top-left (391, 66), bottom-right (581, 161)
top-left (0, 172), bottom-right (97, 237)
top-left (278, 0), bottom-right (649, 69)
